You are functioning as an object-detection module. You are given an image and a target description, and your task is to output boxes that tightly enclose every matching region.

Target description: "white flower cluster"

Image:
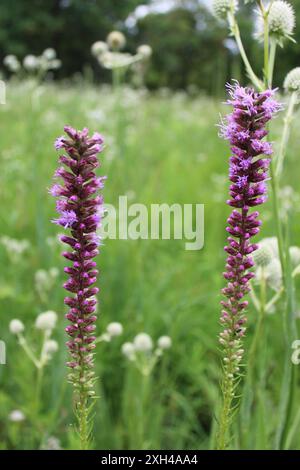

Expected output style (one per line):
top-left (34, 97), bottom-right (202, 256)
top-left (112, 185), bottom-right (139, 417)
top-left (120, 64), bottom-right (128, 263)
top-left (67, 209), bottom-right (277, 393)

top-left (0, 236), bottom-right (30, 263)
top-left (3, 48), bottom-right (61, 77)
top-left (284, 67), bottom-right (300, 102)
top-left (97, 322), bottom-right (123, 342)
top-left (121, 332), bottom-right (172, 375)
top-left (268, 1), bottom-right (295, 40)
top-left (212, 0), bottom-right (238, 20)
top-left (9, 310), bottom-right (59, 367)
top-left (35, 267), bottom-right (59, 302)
top-left (253, 237), bottom-right (300, 292)
top-left (91, 31), bottom-right (152, 70)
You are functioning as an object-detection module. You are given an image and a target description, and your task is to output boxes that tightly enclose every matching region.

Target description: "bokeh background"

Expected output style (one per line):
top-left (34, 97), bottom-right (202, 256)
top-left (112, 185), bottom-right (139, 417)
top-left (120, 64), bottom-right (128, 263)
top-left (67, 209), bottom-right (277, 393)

top-left (0, 0), bottom-right (300, 450)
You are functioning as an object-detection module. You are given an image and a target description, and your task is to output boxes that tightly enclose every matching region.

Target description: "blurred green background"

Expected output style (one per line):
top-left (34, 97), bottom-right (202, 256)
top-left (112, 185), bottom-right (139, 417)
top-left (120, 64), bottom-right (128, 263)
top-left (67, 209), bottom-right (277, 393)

top-left (1, 0), bottom-right (300, 92)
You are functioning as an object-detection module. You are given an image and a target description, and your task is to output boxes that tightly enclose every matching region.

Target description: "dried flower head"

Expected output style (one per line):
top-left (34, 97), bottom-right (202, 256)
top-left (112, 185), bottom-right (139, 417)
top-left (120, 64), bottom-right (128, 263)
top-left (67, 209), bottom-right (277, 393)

top-left (107, 31), bottom-right (126, 51)
top-left (212, 0), bottom-right (238, 20)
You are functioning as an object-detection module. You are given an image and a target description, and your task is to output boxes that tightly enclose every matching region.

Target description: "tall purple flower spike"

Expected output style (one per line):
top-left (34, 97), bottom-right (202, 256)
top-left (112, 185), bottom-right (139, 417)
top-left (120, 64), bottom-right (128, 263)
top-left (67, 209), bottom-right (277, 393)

top-left (219, 83), bottom-right (281, 377)
top-left (50, 125), bottom-right (105, 398)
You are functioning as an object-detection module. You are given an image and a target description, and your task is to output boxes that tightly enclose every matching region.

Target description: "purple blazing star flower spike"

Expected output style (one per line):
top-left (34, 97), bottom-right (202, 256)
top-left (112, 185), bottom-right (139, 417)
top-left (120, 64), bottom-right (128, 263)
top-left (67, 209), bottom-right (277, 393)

top-left (219, 82), bottom-right (281, 379)
top-left (50, 126), bottom-right (105, 402)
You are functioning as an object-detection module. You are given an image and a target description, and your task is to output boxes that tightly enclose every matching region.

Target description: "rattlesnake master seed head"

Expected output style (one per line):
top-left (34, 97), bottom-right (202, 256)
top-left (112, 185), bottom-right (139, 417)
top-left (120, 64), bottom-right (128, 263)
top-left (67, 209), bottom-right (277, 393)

top-left (121, 342), bottom-right (135, 360)
top-left (35, 311), bottom-right (57, 331)
top-left (106, 322), bottom-right (123, 337)
top-left (91, 41), bottom-right (108, 57)
top-left (106, 31), bottom-right (126, 51)
top-left (9, 410), bottom-right (25, 422)
top-left (157, 336), bottom-right (172, 350)
top-left (44, 339), bottom-right (59, 355)
top-left (137, 45), bottom-right (152, 59)
top-left (212, 0), bottom-right (238, 20)
top-left (284, 68), bottom-right (300, 102)
top-left (23, 54), bottom-right (40, 71)
top-left (253, 242), bottom-right (274, 267)
top-left (268, 1), bottom-right (295, 40)
top-left (133, 333), bottom-right (153, 352)
top-left (9, 319), bottom-right (25, 335)
top-left (42, 48), bottom-right (56, 61)
top-left (289, 246), bottom-right (300, 268)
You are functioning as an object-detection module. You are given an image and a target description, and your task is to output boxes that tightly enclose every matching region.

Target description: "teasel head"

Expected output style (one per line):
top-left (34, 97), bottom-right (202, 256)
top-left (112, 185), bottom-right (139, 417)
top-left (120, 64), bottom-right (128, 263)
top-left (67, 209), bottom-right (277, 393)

top-left (50, 126), bottom-right (105, 443)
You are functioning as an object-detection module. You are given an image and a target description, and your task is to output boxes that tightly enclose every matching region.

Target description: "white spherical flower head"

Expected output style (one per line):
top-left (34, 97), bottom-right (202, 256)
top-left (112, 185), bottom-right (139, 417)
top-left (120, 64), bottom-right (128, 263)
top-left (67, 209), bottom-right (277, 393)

top-left (284, 68), bottom-right (300, 102)
top-left (3, 55), bottom-right (20, 72)
top-left (91, 41), bottom-right (108, 57)
top-left (9, 319), bottom-right (25, 335)
top-left (106, 322), bottom-right (123, 337)
top-left (23, 54), bottom-right (40, 71)
top-left (212, 0), bottom-right (238, 20)
top-left (9, 410), bottom-right (25, 422)
top-left (35, 311), bottom-right (57, 331)
top-left (289, 246), bottom-right (300, 268)
top-left (253, 243), bottom-right (273, 267)
top-left (137, 45), bottom-right (152, 60)
top-left (157, 336), bottom-right (172, 350)
top-left (42, 48), bottom-right (56, 60)
top-left (121, 342), bottom-right (135, 360)
top-left (44, 339), bottom-right (59, 355)
top-left (107, 31), bottom-right (126, 51)
top-left (268, 1), bottom-right (295, 39)
top-left (133, 333), bottom-right (153, 352)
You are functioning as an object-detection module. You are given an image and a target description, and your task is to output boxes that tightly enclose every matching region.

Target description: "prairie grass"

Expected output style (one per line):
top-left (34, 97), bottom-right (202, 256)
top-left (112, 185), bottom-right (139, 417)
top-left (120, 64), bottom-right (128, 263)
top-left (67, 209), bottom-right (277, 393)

top-left (0, 80), bottom-right (299, 449)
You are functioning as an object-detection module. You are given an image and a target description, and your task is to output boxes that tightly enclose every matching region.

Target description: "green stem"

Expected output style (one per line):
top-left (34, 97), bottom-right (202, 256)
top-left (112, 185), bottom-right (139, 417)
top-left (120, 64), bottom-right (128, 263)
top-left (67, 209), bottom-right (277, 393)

top-left (216, 370), bottom-right (235, 450)
top-left (268, 39), bottom-right (277, 87)
top-left (276, 91), bottom-right (297, 178)
top-left (227, 12), bottom-right (264, 91)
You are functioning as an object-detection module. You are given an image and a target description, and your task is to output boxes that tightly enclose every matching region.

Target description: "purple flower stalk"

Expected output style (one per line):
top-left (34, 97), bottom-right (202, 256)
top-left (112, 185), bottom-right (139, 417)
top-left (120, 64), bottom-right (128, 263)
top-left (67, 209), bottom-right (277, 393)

top-left (50, 125), bottom-right (105, 448)
top-left (217, 83), bottom-right (281, 449)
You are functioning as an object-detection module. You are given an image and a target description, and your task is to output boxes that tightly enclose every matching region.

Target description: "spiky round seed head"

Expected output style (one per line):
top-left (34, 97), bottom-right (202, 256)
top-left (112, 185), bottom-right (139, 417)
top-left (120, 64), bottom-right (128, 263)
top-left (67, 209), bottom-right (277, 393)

top-left (266, 259), bottom-right (282, 290)
top-left (133, 333), bottom-right (153, 352)
top-left (9, 319), bottom-right (25, 335)
top-left (157, 336), bottom-right (172, 350)
top-left (284, 68), bottom-right (300, 101)
top-left (268, 1), bottom-right (295, 39)
top-left (91, 41), bottom-right (108, 57)
top-left (106, 31), bottom-right (126, 51)
top-left (253, 243), bottom-right (273, 267)
top-left (42, 48), bottom-right (56, 60)
top-left (289, 246), bottom-right (300, 268)
top-left (23, 54), bottom-right (40, 71)
top-left (35, 311), bottom-right (57, 331)
top-left (137, 45), bottom-right (152, 59)
top-left (121, 342), bottom-right (135, 359)
top-left (9, 410), bottom-right (25, 422)
top-left (44, 339), bottom-right (59, 355)
top-left (212, 0), bottom-right (238, 20)
top-left (106, 322), bottom-right (123, 337)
